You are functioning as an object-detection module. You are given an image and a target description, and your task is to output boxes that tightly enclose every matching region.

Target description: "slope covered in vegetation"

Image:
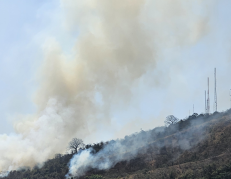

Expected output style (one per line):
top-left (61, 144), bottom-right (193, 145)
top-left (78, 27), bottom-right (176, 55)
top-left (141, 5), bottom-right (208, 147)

top-left (2, 109), bottom-right (231, 179)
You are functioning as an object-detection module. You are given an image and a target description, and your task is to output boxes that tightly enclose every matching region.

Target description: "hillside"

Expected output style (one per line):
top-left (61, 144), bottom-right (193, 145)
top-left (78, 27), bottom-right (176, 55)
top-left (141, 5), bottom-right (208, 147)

top-left (2, 110), bottom-right (231, 179)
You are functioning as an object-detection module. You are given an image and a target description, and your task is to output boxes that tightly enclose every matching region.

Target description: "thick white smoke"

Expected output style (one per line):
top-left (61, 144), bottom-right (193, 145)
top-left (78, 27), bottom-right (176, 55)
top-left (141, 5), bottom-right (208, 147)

top-left (66, 112), bottom-right (223, 178)
top-left (66, 138), bottom-right (146, 178)
top-left (0, 0), bottom-right (215, 173)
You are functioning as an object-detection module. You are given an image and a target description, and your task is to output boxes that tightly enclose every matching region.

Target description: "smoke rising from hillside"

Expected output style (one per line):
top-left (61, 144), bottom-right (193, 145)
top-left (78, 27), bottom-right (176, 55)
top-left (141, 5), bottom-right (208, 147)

top-left (66, 112), bottom-right (225, 178)
top-left (0, 0), bottom-right (215, 173)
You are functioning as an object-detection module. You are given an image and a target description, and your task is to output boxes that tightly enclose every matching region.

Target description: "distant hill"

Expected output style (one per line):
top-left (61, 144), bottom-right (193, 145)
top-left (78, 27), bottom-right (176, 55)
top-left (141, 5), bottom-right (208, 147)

top-left (2, 109), bottom-right (231, 179)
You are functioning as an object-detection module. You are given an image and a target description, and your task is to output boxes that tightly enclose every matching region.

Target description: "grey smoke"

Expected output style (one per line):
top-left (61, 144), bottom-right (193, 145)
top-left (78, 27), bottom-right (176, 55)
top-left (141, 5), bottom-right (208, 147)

top-left (0, 0), bottom-right (215, 173)
top-left (66, 112), bottom-right (224, 178)
top-left (66, 129), bottom-right (157, 178)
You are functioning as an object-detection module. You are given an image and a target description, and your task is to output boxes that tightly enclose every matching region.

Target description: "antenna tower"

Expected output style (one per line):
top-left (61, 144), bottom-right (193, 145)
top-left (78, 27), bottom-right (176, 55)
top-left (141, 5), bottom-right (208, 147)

top-left (214, 68), bottom-right (217, 112)
top-left (230, 89), bottom-right (231, 109)
top-left (205, 90), bottom-right (207, 113)
top-left (207, 77), bottom-right (210, 114)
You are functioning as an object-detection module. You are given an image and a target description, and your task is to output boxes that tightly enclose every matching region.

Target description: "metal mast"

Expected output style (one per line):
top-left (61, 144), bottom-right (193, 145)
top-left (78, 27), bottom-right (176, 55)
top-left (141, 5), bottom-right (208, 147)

top-left (214, 68), bottom-right (217, 112)
top-left (207, 77), bottom-right (210, 114)
top-left (230, 89), bottom-right (231, 109)
top-left (205, 90), bottom-right (207, 113)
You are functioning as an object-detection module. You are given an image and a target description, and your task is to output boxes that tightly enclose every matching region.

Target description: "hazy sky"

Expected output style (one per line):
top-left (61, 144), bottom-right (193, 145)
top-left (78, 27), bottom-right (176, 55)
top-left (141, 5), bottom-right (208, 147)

top-left (0, 1), bottom-right (55, 133)
top-left (0, 0), bottom-right (231, 139)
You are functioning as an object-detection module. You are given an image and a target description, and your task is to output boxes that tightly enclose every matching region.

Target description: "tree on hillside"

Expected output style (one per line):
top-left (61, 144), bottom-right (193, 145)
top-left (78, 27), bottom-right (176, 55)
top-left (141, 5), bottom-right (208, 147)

top-left (68, 138), bottom-right (85, 154)
top-left (165, 115), bottom-right (179, 126)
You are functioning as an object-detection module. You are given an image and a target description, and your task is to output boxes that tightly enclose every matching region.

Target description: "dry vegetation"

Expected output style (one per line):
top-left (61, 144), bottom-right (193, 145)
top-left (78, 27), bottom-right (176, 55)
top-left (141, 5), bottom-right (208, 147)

top-left (2, 110), bottom-right (231, 179)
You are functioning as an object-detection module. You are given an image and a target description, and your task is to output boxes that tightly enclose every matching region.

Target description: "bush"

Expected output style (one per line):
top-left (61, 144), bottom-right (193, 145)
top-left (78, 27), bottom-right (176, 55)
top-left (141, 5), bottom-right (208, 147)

top-left (86, 174), bottom-right (103, 179)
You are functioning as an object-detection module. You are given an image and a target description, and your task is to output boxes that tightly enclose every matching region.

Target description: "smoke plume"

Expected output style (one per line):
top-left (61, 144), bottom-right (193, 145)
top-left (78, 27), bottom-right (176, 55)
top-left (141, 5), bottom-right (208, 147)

top-left (0, 0), bottom-right (214, 173)
top-left (66, 112), bottom-right (225, 178)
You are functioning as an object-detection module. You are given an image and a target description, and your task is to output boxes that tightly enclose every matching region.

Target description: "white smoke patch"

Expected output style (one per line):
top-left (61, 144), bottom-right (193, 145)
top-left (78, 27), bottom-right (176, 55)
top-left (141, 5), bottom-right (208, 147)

top-left (0, 171), bottom-right (9, 178)
top-left (0, 98), bottom-right (83, 172)
top-left (66, 112), bottom-right (223, 178)
top-left (66, 133), bottom-right (151, 178)
top-left (0, 0), bottom-right (216, 173)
